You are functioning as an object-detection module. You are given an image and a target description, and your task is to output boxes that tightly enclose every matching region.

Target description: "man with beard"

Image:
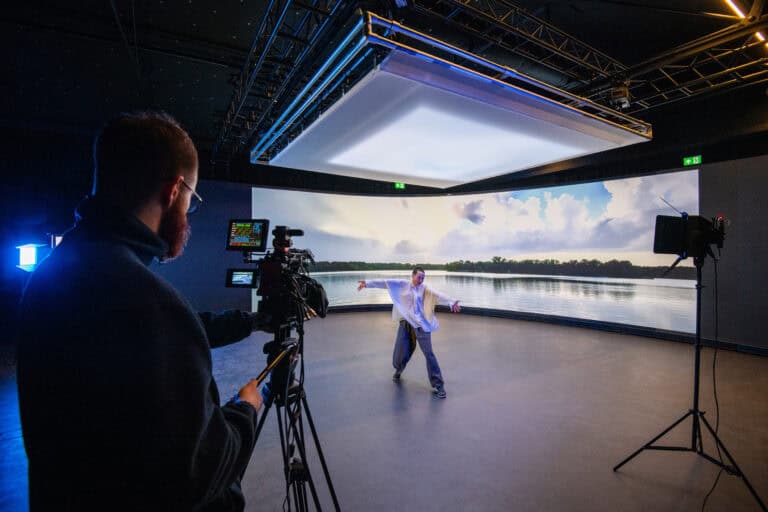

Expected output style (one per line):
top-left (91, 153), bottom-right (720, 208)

top-left (16, 112), bottom-right (264, 511)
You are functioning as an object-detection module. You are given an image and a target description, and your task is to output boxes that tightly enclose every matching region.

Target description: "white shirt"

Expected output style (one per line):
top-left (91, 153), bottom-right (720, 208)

top-left (365, 279), bottom-right (456, 333)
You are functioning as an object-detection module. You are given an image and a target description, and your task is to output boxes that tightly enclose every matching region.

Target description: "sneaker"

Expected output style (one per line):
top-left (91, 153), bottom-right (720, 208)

top-left (434, 387), bottom-right (447, 399)
top-left (392, 370), bottom-right (402, 381)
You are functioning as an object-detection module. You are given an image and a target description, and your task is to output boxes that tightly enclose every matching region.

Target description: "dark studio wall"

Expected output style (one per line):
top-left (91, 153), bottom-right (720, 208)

top-left (152, 179), bottom-right (253, 313)
top-left (700, 154), bottom-right (768, 352)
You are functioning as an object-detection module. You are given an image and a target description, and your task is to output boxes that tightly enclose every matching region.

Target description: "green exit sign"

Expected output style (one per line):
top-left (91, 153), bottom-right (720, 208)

top-left (394, 182), bottom-right (406, 189)
top-left (683, 155), bottom-right (702, 166)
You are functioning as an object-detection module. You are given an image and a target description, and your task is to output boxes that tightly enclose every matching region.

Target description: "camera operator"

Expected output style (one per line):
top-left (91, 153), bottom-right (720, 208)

top-left (16, 112), bottom-right (266, 511)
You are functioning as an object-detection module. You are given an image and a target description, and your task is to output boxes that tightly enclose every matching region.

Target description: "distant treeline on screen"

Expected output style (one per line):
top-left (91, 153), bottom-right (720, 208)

top-left (308, 258), bottom-right (695, 280)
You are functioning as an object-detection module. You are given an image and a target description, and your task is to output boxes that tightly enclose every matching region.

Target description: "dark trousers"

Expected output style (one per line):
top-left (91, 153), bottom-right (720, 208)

top-left (392, 321), bottom-right (444, 389)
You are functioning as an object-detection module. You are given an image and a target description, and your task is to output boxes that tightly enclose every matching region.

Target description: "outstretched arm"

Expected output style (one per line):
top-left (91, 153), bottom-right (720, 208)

top-left (429, 287), bottom-right (461, 313)
top-left (357, 279), bottom-right (388, 291)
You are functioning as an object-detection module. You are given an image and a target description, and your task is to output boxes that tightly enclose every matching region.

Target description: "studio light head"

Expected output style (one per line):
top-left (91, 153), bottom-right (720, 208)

top-left (653, 213), bottom-right (725, 260)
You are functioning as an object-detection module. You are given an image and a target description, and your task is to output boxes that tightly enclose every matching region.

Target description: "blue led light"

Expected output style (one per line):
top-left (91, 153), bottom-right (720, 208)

top-left (251, 19), bottom-right (366, 161)
top-left (18, 245), bottom-right (37, 266)
top-left (254, 36), bottom-right (369, 162)
top-left (297, 47), bottom-right (376, 127)
top-left (16, 243), bottom-right (46, 272)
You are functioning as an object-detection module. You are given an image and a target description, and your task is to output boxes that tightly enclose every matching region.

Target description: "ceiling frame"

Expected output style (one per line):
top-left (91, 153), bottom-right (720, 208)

top-left (214, 0), bottom-right (767, 169)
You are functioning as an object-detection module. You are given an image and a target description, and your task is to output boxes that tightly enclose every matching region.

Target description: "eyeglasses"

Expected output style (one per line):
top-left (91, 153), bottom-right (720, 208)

top-left (179, 178), bottom-right (203, 214)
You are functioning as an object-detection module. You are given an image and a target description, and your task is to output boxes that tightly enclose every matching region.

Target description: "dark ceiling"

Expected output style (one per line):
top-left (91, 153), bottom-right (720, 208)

top-left (4, 1), bottom-right (768, 193)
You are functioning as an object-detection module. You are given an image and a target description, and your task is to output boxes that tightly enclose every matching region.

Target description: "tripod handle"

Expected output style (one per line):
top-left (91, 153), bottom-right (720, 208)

top-left (255, 346), bottom-right (293, 385)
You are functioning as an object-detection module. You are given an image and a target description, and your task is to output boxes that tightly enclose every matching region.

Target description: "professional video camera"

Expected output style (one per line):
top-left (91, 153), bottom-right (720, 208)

top-left (225, 219), bottom-right (328, 334)
top-left (224, 219), bottom-right (339, 511)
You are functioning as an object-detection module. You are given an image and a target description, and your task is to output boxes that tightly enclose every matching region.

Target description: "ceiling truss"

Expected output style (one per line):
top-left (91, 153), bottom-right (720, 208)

top-left (213, 0), bottom-right (768, 168)
top-left (211, 0), bottom-right (350, 167)
top-left (409, 0), bottom-right (629, 85)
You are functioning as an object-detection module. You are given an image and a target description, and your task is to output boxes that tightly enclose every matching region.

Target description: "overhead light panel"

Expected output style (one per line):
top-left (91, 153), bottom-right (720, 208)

top-left (252, 12), bottom-right (652, 188)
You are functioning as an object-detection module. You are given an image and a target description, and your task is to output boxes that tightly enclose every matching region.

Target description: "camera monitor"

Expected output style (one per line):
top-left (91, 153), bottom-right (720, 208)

top-left (226, 219), bottom-right (269, 252)
top-left (225, 268), bottom-right (260, 288)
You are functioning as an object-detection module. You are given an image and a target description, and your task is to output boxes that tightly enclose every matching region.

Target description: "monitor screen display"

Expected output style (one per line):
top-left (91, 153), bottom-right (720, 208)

top-left (226, 219), bottom-right (269, 252)
top-left (225, 268), bottom-right (259, 288)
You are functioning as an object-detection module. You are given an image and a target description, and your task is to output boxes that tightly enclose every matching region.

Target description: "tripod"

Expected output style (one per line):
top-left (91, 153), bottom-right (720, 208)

top-left (613, 255), bottom-right (766, 511)
top-left (252, 327), bottom-right (341, 511)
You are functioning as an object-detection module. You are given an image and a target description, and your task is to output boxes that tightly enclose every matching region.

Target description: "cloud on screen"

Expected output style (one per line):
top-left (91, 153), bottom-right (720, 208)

top-left (251, 169), bottom-right (698, 264)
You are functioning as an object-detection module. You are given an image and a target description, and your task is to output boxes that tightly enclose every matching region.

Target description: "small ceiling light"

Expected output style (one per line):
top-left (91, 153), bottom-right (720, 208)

top-left (723, 0), bottom-right (767, 45)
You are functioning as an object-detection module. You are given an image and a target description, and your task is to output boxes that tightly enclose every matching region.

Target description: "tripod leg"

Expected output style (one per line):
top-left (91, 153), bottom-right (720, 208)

top-left (275, 403), bottom-right (296, 512)
top-left (692, 412), bottom-right (703, 453)
top-left (291, 478), bottom-right (307, 512)
top-left (296, 478), bottom-right (309, 512)
top-left (288, 396), bottom-right (323, 511)
top-left (614, 410), bottom-right (693, 472)
top-left (242, 394), bottom-right (274, 481)
top-left (699, 414), bottom-right (768, 512)
top-left (301, 394), bottom-right (341, 511)
top-left (252, 393), bottom-right (274, 449)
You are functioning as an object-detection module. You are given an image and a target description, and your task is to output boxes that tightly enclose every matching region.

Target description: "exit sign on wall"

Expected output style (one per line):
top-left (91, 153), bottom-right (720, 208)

top-left (683, 155), bottom-right (702, 166)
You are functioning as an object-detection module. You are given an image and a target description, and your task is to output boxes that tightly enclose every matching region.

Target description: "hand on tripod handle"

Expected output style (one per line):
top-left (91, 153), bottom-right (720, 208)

top-left (236, 378), bottom-right (264, 411)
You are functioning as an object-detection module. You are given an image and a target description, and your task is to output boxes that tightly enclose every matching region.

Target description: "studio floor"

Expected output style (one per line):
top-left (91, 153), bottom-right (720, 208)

top-left (2, 311), bottom-right (767, 511)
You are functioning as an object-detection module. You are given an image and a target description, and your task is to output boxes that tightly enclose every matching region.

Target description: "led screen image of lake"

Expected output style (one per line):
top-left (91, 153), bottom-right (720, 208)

top-left (311, 270), bottom-right (695, 333)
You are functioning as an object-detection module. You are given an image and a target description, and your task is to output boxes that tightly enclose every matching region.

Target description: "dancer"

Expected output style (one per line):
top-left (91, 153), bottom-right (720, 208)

top-left (357, 267), bottom-right (460, 398)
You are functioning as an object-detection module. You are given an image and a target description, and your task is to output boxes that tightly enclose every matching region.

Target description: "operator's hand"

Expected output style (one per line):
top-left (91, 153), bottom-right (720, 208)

top-left (451, 301), bottom-right (461, 313)
top-left (357, 280), bottom-right (366, 291)
top-left (237, 378), bottom-right (263, 411)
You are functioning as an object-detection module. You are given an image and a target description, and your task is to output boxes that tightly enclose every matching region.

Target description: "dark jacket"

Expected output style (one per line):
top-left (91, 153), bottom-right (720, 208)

top-left (17, 198), bottom-right (258, 511)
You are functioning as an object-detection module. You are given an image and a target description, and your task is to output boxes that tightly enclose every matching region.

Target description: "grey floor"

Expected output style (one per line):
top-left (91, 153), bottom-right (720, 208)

top-left (2, 312), bottom-right (767, 511)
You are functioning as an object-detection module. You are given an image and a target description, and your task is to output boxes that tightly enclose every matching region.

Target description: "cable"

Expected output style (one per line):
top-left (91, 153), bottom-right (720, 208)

top-left (712, 256), bottom-right (722, 462)
top-left (701, 254), bottom-right (723, 511)
top-left (702, 468), bottom-right (724, 511)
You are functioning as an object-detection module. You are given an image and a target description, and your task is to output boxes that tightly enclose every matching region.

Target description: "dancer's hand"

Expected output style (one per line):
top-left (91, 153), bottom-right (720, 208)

top-left (451, 301), bottom-right (461, 313)
top-left (357, 280), bottom-right (366, 291)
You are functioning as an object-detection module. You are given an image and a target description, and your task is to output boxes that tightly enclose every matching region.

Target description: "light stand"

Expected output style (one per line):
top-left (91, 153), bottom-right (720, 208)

top-left (613, 253), bottom-right (766, 511)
